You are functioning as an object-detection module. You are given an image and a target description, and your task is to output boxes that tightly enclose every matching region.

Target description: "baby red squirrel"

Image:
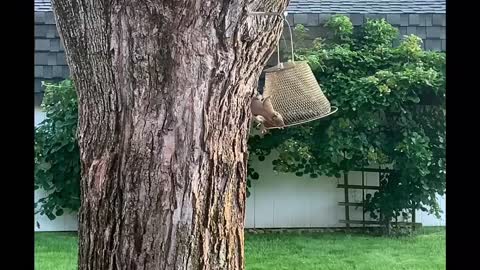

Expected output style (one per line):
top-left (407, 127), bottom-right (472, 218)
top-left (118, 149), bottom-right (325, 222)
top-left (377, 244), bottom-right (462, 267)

top-left (251, 94), bottom-right (285, 134)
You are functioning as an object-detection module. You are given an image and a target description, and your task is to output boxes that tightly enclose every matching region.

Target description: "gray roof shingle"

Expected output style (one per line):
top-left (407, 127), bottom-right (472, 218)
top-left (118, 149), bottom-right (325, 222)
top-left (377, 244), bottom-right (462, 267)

top-left (35, 0), bottom-right (446, 14)
top-left (286, 0), bottom-right (445, 14)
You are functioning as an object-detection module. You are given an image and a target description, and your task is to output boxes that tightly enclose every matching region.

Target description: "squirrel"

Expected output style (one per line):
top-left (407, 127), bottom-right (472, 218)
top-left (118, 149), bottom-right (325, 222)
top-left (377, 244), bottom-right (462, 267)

top-left (251, 94), bottom-right (285, 134)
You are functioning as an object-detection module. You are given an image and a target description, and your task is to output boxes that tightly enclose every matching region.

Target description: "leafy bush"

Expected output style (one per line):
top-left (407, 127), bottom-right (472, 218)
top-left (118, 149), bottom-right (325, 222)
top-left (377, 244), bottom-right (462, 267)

top-left (248, 17), bottom-right (446, 231)
top-left (34, 79), bottom-right (80, 220)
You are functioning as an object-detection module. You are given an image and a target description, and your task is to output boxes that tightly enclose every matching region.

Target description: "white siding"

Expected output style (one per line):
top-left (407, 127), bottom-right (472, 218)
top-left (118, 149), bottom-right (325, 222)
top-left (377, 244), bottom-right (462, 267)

top-left (247, 154), bottom-right (341, 228)
top-left (246, 154), bottom-right (445, 228)
top-left (34, 106), bottom-right (46, 126)
top-left (35, 188), bottom-right (78, 232)
top-left (246, 155), bottom-right (380, 228)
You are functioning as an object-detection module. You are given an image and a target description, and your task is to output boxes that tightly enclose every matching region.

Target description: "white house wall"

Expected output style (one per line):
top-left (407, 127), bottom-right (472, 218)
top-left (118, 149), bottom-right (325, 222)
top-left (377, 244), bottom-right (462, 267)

top-left (34, 106), bottom-right (46, 126)
top-left (247, 155), bottom-right (446, 228)
top-left (34, 188), bottom-right (79, 232)
top-left (248, 154), bottom-right (341, 228)
top-left (248, 155), bottom-right (423, 228)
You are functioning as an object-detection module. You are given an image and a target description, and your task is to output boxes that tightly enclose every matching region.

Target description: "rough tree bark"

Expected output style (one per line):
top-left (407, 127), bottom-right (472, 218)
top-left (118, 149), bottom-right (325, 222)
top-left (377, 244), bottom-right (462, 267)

top-left (51, 0), bottom-right (289, 269)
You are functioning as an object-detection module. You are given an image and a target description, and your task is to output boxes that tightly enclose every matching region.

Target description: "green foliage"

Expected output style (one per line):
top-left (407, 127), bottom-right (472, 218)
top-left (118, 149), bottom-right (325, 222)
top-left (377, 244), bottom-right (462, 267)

top-left (357, 18), bottom-right (399, 49)
top-left (324, 14), bottom-right (354, 44)
top-left (35, 79), bottom-right (80, 220)
top-left (248, 16), bottom-right (446, 229)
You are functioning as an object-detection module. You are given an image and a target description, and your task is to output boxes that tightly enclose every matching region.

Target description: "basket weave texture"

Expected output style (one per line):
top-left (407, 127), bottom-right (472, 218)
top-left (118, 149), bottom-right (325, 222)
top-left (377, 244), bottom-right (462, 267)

top-left (263, 61), bottom-right (333, 127)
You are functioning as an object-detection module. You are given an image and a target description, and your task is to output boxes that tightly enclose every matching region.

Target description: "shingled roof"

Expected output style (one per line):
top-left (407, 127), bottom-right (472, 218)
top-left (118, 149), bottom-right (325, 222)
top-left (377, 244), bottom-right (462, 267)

top-left (287, 0), bottom-right (445, 14)
top-left (35, 0), bottom-right (446, 93)
top-left (35, 0), bottom-right (446, 14)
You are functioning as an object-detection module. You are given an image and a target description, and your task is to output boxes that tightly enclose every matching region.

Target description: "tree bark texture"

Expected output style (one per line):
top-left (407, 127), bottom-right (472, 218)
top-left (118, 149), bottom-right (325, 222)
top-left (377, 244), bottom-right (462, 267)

top-left (51, 0), bottom-right (289, 269)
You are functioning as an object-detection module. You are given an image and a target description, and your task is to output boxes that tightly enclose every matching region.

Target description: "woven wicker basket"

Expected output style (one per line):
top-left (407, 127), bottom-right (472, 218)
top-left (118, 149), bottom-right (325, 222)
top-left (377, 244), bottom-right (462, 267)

top-left (256, 13), bottom-right (336, 129)
top-left (263, 61), bottom-right (337, 128)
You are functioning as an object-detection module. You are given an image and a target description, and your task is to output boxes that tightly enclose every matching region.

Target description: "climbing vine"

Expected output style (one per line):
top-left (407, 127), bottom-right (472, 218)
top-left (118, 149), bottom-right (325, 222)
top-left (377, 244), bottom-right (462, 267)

top-left (34, 80), bottom-right (80, 220)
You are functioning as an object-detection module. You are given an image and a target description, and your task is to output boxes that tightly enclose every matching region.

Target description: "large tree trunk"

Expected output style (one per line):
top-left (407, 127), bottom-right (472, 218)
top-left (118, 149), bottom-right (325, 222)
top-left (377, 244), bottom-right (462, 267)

top-left (51, 0), bottom-right (288, 269)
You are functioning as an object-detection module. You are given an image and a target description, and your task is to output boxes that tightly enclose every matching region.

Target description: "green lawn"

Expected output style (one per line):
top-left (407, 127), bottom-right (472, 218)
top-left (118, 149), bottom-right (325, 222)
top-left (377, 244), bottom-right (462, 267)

top-left (35, 227), bottom-right (445, 270)
top-left (35, 232), bottom-right (78, 270)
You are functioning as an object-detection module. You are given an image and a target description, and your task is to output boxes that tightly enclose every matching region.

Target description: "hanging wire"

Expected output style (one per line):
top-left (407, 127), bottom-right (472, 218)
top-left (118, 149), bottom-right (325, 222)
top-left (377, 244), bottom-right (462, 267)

top-left (247, 10), bottom-right (338, 128)
top-left (247, 11), bottom-right (294, 65)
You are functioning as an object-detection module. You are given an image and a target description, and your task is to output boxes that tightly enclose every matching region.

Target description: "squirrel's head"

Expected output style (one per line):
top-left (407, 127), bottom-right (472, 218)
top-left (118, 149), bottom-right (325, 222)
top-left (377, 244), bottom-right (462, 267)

top-left (272, 112), bottom-right (285, 124)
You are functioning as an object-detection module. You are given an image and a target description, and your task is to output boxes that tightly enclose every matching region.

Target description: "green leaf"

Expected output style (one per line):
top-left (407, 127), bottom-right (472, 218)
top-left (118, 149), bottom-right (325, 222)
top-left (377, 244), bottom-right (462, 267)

top-left (46, 212), bottom-right (56, 220)
top-left (55, 208), bottom-right (64, 216)
top-left (37, 162), bottom-right (52, 171)
top-left (408, 96), bottom-right (421, 103)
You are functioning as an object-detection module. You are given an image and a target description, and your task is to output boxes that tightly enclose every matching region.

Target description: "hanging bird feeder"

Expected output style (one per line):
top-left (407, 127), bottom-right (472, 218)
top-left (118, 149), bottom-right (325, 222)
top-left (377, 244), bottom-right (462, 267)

top-left (250, 11), bottom-right (338, 129)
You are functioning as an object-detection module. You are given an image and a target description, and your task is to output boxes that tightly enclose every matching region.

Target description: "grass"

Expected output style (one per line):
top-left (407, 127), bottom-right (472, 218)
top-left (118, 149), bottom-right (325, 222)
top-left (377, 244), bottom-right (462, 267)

top-left (35, 232), bottom-right (78, 270)
top-left (245, 227), bottom-right (445, 270)
top-left (35, 227), bottom-right (445, 270)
